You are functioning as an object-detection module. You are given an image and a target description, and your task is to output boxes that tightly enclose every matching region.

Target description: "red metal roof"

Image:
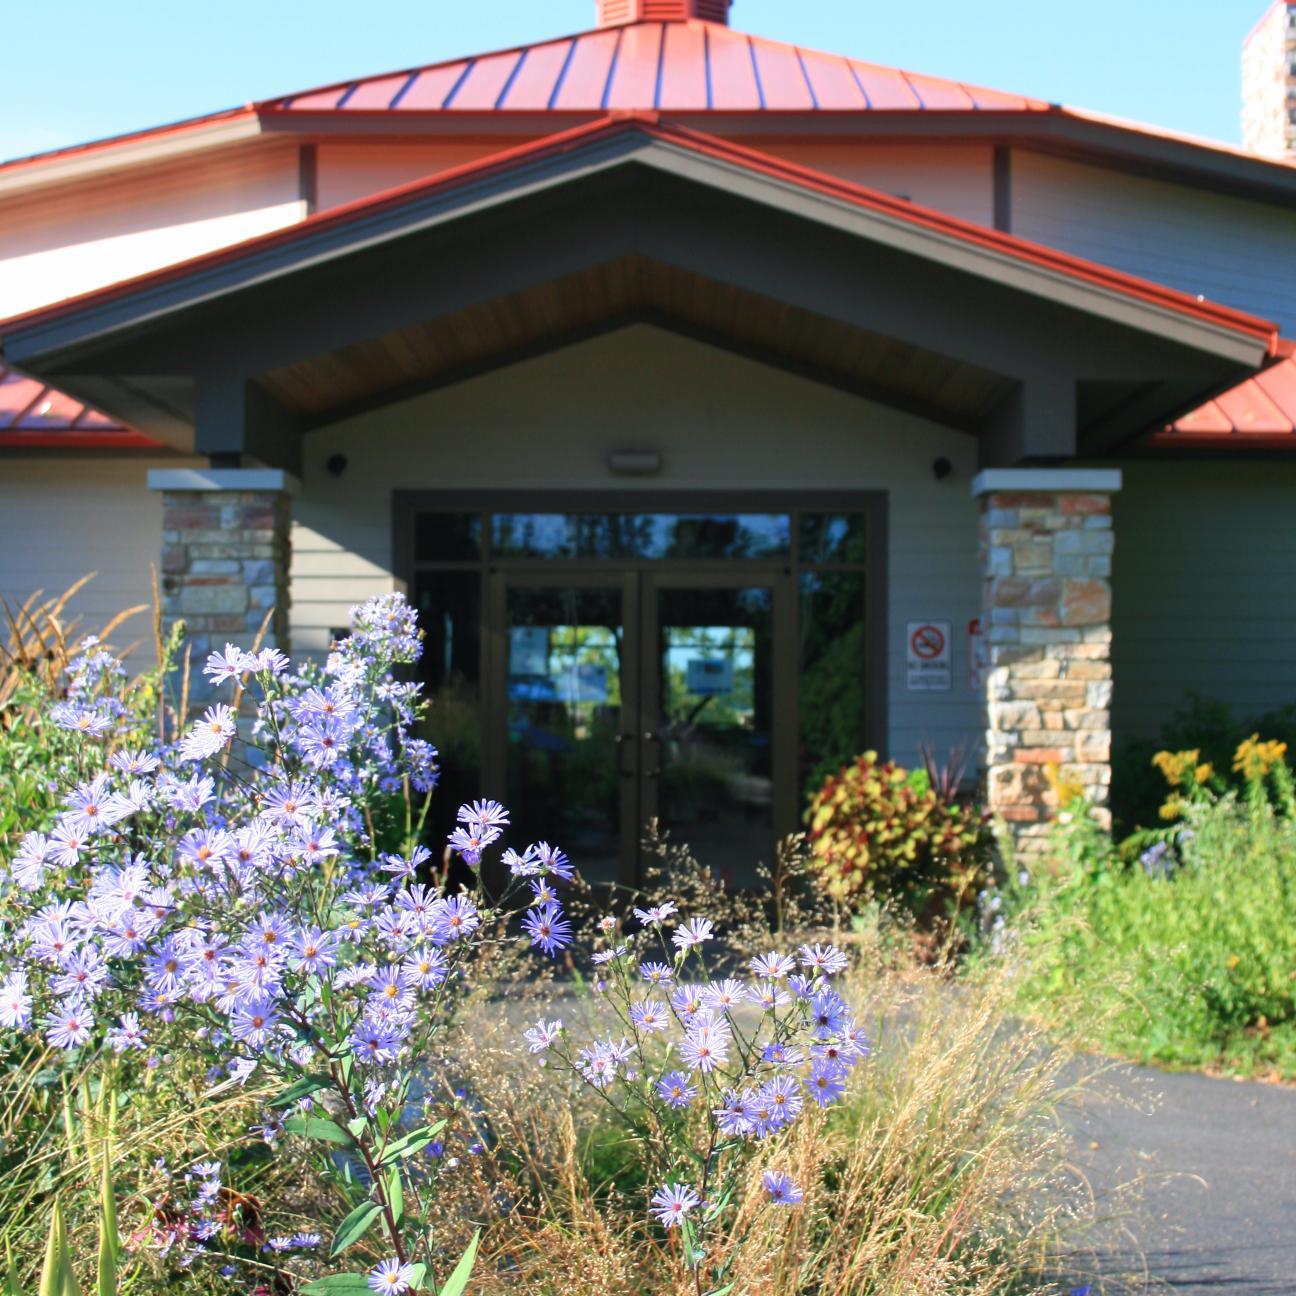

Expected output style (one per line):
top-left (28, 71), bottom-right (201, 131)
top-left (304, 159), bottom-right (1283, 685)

top-left (0, 361), bottom-right (157, 449)
top-left (261, 22), bottom-right (1048, 116)
top-left (1151, 352), bottom-right (1296, 448)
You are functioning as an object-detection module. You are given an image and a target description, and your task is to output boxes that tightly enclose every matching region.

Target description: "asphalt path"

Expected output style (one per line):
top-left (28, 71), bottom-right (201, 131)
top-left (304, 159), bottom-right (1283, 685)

top-left (1061, 1063), bottom-right (1296, 1294)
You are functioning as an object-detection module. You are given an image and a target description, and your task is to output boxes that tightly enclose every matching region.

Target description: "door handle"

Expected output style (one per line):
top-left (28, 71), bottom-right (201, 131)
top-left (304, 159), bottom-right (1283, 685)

top-left (643, 731), bottom-right (662, 780)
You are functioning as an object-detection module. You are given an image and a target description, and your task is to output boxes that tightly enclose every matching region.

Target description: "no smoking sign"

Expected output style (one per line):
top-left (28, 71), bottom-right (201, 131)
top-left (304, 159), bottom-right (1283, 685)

top-left (906, 620), bottom-right (952, 691)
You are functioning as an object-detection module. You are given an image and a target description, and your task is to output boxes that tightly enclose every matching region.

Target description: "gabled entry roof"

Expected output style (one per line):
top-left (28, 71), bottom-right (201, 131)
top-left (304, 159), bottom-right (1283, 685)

top-left (2, 116), bottom-right (1275, 356)
top-left (0, 116), bottom-right (1278, 470)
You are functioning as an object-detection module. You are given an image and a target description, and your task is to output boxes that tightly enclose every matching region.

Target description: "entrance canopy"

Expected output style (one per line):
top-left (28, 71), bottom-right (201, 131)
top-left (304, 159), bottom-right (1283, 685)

top-left (1, 116), bottom-right (1277, 472)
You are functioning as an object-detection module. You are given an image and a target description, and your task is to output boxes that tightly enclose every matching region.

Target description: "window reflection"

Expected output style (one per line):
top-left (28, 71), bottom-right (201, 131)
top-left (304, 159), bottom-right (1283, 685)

top-left (799, 513), bottom-right (868, 564)
top-left (413, 570), bottom-right (483, 867)
top-left (490, 512), bottom-right (790, 560)
top-left (799, 570), bottom-right (868, 797)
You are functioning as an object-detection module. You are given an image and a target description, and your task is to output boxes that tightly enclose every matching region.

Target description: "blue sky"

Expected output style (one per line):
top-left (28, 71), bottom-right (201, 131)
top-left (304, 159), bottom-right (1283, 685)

top-left (0, 0), bottom-right (1273, 164)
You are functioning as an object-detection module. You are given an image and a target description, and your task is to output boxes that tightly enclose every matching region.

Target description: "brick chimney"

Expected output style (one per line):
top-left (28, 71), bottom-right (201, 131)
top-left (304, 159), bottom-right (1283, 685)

top-left (596, 0), bottom-right (731, 26)
top-left (1243, 0), bottom-right (1296, 156)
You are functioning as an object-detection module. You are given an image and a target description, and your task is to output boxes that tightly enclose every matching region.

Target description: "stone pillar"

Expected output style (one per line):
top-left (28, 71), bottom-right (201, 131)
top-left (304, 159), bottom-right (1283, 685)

top-left (971, 469), bottom-right (1121, 859)
top-left (147, 469), bottom-right (297, 702)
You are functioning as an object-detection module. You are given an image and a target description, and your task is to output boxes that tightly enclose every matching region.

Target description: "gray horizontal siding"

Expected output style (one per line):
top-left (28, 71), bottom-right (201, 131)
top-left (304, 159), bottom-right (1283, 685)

top-left (1012, 151), bottom-right (1296, 334)
top-left (1111, 460), bottom-right (1296, 740)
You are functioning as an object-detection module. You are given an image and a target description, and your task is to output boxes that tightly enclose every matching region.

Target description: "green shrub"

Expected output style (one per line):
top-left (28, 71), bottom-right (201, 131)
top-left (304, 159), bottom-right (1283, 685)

top-left (1002, 735), bottom-right (1296, 1077)
top-left (805, 751), bottom-right (990, 919)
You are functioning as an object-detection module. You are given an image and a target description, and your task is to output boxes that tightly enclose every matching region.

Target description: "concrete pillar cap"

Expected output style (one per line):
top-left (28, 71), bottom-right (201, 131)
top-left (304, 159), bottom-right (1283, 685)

top-left (147, 468), bottom-right (300, 495)
top-left (971, 468), bottom-right (1122, 497)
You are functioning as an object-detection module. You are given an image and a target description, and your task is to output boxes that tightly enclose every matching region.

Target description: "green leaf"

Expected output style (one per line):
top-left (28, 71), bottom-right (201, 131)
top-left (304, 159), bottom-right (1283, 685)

top-left (346, 1116), bottom-right (369, 1140)
top-left (38, 1199), bottom-right (66, 1296)
top-left (269, 1074), bottom-right (334, 1108)
top-left (704, 1285), bottom-right (737, 1296)
top-left (328, 1202), bottom-right (383, 1259)
top-left (438, 1230), bottom-right (480, 1296)
top-left (7, 1240), bottom-right (25, 1296)
top-left (386, 1166), bottom-right (404, 1229)
top-left (405, 1262), bottom-right (427, 1291)
top-left (97, 1150), bottom-right (118, 1296)
top-left (300, 1276), bottom-right (372, 1295)
top-left (378, 1121), bottom-right (447, 1166)
top-left (284, 1116), bottom-right (353, 1145)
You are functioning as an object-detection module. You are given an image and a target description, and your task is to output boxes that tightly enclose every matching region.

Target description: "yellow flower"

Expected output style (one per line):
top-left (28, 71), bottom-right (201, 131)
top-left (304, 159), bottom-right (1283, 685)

top-left (1158, 793), bottom-right (1186, 822)
top-left (1233, 734), bottom-right (1288, 782)
top-left (1194, 763), bottom-right (1213, 784)
top-left (1152, 749), bottom-right (1200, 788)
top-left (1043, 761), bottom-right (1084, 806)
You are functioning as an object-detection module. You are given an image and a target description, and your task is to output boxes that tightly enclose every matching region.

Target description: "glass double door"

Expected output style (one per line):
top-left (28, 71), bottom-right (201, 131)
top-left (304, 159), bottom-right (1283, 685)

top-left (488, 568), bottom-right (793, 890)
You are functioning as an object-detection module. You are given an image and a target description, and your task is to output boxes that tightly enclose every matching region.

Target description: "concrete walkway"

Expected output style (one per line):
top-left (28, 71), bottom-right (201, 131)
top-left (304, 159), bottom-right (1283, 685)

top-left (1063, 1063), bottom-right (1296, 1294)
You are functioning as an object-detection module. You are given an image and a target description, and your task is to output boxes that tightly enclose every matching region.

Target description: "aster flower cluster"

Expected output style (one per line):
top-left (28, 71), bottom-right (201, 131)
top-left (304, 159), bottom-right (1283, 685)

top-left (0, 593), bottom-right (566, 1290)
top-left (523, 908), bottom-right (870, 1282)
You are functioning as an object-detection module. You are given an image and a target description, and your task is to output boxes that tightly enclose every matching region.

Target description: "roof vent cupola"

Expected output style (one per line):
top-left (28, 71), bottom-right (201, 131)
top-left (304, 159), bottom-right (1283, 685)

top-left (596, 0), bottom-right (731, 27)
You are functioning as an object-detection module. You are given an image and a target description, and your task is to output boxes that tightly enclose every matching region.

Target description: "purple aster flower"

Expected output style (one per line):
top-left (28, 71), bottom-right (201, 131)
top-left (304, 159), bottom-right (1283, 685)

top-left (109, 1012), bottom-right (147, 1053)
top-left (713, 1089), bottom-right (755, 1137)
top-left (798, 942), bottom-right (849, 976)
top-left (109, 748), bottom-right (160, 776)
top-left (53, 948), bottom-right (109, 1001)
top-left (632, 900), bottom-right (678, 927)
top-left (292, 926), bottom-right (338, 975)
top-left (230, 998), bottom-right (280, 1051)
top-left (0, 975), bottom-right (32, 1030)
top-left (751, 980), bottom-right (791, 1012)
top-left (402, 947), bottom-right (448, 990)
top-left (701, 978), bottom-right (750, 1015)
top-left (350, 1018), bottom-right (401, 1066)
top-left (532, 841), bottom-right (572, 879)
top-left (446, 825), bottom-right (501, 867)
top-left (62, 773), bottom-right (113, 836)
top-left (48, 824), bottom-right (88, 870)
top-left (649, 1182), bottom-right (700, 1230)
top-left (671, 983), bottom-right (704, 1021)
top-left (762, 1171), bottom-right (804, 1206)
top-left (457, 799), bottom-right (510, 832)
top-left (523, 1018), bottom-right (563, 1054)
top-left (757, 1074), bottom-right (803, 1128)
top-left (528, 877), bottom-right (559, 907)
top-left (180, 704), bottom-right (237, 761)
top-left (808, 989), bottom-right (850, 1040)
top-left (640, 961), bottom-right (673, 987)
top-left (368, 1258), bottom-right (419, 1294)
top-left (807, 1057), bottom-right (848, 1107)
top-left (521, 902), bottom-right (571, 957)
top-left (629, 999), bottom-right (670, 1034)
top-left (12, 832), bottom-right (52, 889)
top-left (680, 1011), bottom-right (731, 1073)
top-left (671, 917), bottom-right (714, 950)
top-left (749, 950), bottom-right (795, 980)
top-left (431, 895), bottom-right (479, 943)
top-left (203, 643), bottom-right (250, 684)
top-left (295, 719), bottom-right (346, 768)
top-left (45, 1001), bottom-right (94, 1050)
top-left (655, 1070), bottom-right (698, 1109)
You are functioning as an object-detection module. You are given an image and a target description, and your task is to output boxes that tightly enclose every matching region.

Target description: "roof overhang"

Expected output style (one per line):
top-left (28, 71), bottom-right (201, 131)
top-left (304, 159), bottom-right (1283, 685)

top-left (0, 117), bottom-right (1276, 469)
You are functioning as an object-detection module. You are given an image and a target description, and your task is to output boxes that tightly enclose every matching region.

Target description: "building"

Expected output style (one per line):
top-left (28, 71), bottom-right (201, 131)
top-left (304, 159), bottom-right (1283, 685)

top-left (2, 0), bottom-right (1295, 882)
top-left (1244, 0), bottom-right (1296, 157)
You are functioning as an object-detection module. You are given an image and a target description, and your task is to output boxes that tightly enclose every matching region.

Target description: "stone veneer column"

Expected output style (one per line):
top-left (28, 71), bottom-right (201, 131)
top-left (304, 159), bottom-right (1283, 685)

top-left (147, 469), bottom-right (297, 702)
top-left (971, 468), bottom-right (1121, 859)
